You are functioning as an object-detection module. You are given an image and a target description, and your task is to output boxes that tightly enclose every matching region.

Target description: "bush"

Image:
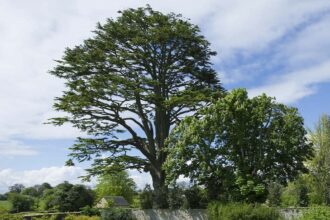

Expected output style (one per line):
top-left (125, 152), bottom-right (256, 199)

top-left (167, 186), bottom-right (185, 209)
top-left (80, 205), bottom-right (100, 216)
top-left (207, 203), bottom-right (282, 220)
top-left (8, 193), bottom-right (35, 212)
top-left (101, 208), bottom-right (134, 220)
top-left (184, 185), bottom-right (208, 209)
top-left (267, 182), bottom-right (283, 207)
top-left (300, 206), bottom-right (330, 220)
top-left (64, 215), bottom-right (101, 220)
top-left (0, 210), bottom-right (22, 220)
top-left (139, 185), bottom-right (153, 209)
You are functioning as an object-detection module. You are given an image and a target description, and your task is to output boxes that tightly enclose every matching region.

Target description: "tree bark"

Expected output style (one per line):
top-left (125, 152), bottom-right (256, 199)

top-left (149, 162), bottom-right (168, 208)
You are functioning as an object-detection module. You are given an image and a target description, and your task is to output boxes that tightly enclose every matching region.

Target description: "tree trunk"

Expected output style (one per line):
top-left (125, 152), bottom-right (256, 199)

top-left (150, 163), bottom-right (168, 208)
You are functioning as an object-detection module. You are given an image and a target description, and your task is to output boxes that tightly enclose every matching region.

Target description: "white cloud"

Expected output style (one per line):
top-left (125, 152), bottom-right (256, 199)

top-left (128, 169), bottom-right (152, 189)
top-left (249, 60), bottom-right (330, 103)
top-left (0, 140), bottom-right (38, 156)
top-left (0, 166), bottom-right (87, 193)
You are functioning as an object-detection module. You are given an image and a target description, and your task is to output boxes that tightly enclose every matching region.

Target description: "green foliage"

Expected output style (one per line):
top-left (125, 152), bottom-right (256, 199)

top-left (0, 210), bottom-right (22, 220)
top-left (167, 185), bottom-right (185, 209)
top-left (9, 184), bottom-right (25, 193)
top-left (183, 185), bottom-right (208, 209)
top-left (207, 203), bottom-right (282, 220)
top-left (22, 183), bottom-right (52, 198)
top-left (281, 176), bottom-right (310, 207)
top-left (0, 194), bottom-right (7, 200)
top-left (139, 185), bottom-right (153, 209)
top-left (165, 89), bottom-right (313, 202)
top-left (101, 208), bottom-right (134, 220)
top-left (267, 182), bottom-right (283, 207)
top-left (300, 206), bottom-right (330, 220)
top-left (80, 205), bottom-right (100, 216)
top-left (95, 171), bottom-right (136, 204)
top-left (64, 215), bottom-right (101, 220)
top-left (0, 200), bottom-right (12, 211)
top-left (49, 5), bottom-right (223, 208)
top-left (308, 114), bottom-right (330, 205)
top-left (8, 193), bottom-right (35, 212)
top-left (42, 181), bottom-right (94, 212)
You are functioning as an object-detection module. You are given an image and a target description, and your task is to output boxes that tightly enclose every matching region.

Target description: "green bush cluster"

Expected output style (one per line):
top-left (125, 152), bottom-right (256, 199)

top-left (0, 210), bottom-right (22, 220)
top-left (300, 206), bottom-right (330, 220)
top-left (64, 215), bottom-right (101, 220)
top-left (207, 203), bottom-right (282, 220)
top-left (101, 208), bottom-right (134, 220)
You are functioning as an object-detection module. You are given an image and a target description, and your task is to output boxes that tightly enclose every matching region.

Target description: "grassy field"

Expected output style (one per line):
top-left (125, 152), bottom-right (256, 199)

top-left (0, 200), bottom-right (12, 211)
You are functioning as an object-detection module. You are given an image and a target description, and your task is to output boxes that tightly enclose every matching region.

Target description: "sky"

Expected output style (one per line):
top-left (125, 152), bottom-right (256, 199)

top-left (1, 0), bottom-right (330, 193)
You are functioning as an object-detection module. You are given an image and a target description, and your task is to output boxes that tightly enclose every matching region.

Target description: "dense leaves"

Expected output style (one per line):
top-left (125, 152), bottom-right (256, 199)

top-left (207, 203), bottom-right (282, 220)
top-left (165, 89), bottom-right (313, 202)
top-left (95, 171), bottom-right (136, 204)
top-left (49, 5), bottom-right (223, 207)
top-left (8, 193), bottom-right (34, 213)
top-left (43, 182), bottom-right (94, 212)
top-left (308, 114), bottom-right (330, 205)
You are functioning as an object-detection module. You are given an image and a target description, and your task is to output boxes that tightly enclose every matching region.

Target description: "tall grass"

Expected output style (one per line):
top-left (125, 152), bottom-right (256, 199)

top-left (208, 202), bottom-right (282, 220)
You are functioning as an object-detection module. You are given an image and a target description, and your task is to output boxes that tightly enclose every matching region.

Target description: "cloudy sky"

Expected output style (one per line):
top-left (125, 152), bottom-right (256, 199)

top-left (1, 0), bottom-right (330, 192)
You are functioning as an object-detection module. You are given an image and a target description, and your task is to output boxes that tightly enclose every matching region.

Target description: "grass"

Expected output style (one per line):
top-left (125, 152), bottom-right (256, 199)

top-left (0, 200), bottom-right (12, 211)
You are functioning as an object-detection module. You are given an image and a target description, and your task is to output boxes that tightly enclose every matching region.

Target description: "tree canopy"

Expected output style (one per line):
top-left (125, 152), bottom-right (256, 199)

top-left (308, 114), bottom-right (330, 204)
top-left (95, 171), bottom-right (136, 204)
top-left (165, 89), bottom-right (313, 202)
top-left (49, 5), bottom-right (223, 207)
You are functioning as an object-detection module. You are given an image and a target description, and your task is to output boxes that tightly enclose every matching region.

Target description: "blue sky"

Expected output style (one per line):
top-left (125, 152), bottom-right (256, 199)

top-left (1, 0), bottom-right (330, 192)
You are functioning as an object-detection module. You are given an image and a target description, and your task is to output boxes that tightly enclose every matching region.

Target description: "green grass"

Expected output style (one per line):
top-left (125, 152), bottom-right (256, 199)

top-left (0, 200), bottom-right (12, 211)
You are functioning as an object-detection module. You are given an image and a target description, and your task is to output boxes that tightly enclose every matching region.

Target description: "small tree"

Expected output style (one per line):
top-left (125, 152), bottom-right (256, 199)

top-left (165, 89), bottom-right (314, 202)
top-left (309, 114), bottom-right (330, 205)
top-left (267, 182), bottom-right (283, 207)
top-left (95, 171), bottom-right (136, 204)
top-left (8, 193), bottom-right (34, 213)
top-left (42, 182), bottom-right (94, 212)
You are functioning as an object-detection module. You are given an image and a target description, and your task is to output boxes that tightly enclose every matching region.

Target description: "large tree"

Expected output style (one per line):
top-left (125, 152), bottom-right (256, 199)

top-left (49, 6), bottom-right (223, 207)
top-left (165, 89), bottom-right (313, 202)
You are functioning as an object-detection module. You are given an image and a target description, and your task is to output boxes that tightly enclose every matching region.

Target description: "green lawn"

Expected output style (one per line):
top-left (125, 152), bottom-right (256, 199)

top-left (0, 200), bottom-right (12, 211)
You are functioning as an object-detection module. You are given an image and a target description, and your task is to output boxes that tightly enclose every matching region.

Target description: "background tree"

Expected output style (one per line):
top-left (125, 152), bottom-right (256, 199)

top-left (8, 193), bottom-right (34, 213)
top-left (308, 114), bottom-right (330, 205)
top-left (165, 89), bottom-right (313, 202)
top-left (95, 170), bottom-right (136, 204)
top-left (139, 184), bottom-right (153, 209)
top-left (42, 182), bottom-right (94, 212)
top-left (49, 6), bottom-right (223, 207)
top-left (9, 184), bottom-right (25, 194)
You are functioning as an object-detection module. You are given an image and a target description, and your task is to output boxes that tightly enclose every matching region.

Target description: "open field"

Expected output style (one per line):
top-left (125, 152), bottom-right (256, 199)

top-left (0, 200), bottom-right (12, 211)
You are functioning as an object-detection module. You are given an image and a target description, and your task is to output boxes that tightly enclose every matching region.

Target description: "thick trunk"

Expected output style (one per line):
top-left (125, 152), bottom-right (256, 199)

top-left (149, 163), bottom-right (168, 208)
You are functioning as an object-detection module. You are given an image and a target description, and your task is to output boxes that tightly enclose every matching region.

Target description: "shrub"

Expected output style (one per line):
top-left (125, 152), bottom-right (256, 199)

top-left (80, 205), bottom-right (100, 216)
top-left (184, 185), bottom-right (208, 209)
top-left (207, 203), bottom-right (282, 220)
top-left (167, 185), bottom-right (185, 209)
top-left (300, 206), bottom-right (330, 220)
top-left (64, 215), bottom-right (101, 220)
top-left (101, 208), bottom-right (134, 220)
top-left (139, 185), bottom-right (153, 209)
top-left (267, 182), bottom-right (283, 207)
top-left (8, 193), bottom-right (35, 212)
top-left (0, 210), bottom-right (22, 220)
